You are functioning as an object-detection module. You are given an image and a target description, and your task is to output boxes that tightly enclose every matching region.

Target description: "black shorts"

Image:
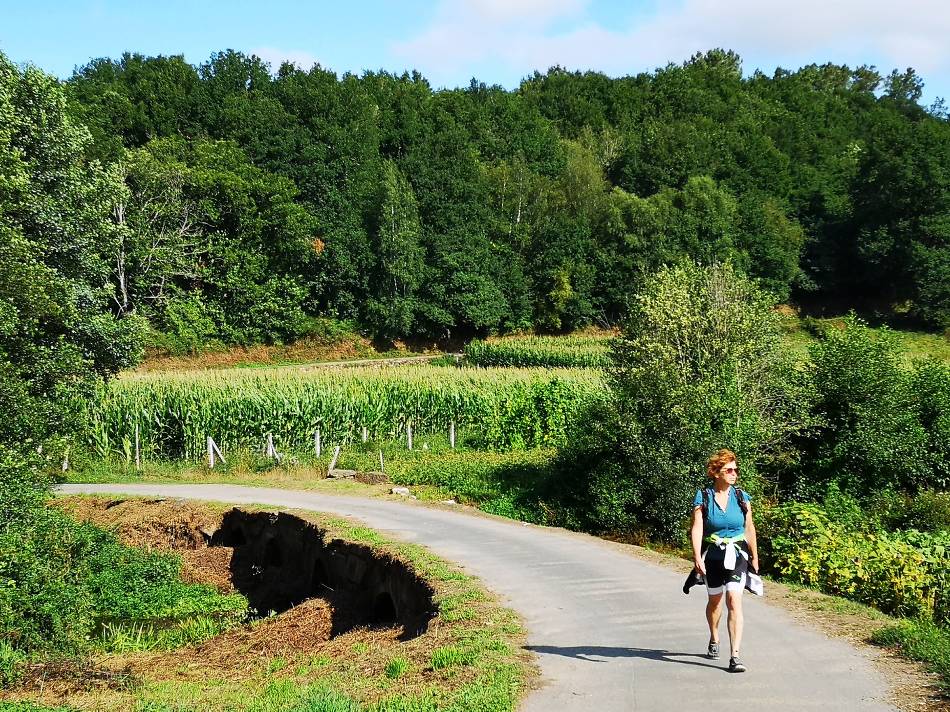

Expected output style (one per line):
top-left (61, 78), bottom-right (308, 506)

top-left (703, 542), bottom-right (749, 594)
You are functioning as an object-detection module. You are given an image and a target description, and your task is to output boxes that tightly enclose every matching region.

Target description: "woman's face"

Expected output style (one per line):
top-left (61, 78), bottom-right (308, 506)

top-left (711, 460), bottom-right (738, 487)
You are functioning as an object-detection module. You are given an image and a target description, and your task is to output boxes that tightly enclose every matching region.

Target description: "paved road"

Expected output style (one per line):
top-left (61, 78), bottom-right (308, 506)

top-left (58, 484), bottom-right (897, 712)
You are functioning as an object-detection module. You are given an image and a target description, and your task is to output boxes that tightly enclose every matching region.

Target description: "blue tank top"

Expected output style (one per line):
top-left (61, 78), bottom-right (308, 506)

top-left (693, 486), bottom-right (750, 538)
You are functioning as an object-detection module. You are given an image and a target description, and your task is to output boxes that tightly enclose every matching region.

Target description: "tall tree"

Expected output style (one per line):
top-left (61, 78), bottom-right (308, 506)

top-left (0, 53), bottom-right (141, 449)
top-left (365, 160), bottom-right (424, 339)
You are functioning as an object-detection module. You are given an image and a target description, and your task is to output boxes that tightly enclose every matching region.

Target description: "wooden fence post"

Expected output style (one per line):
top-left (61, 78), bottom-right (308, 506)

top-left (207, 437), bottom-right (226, 468)
top-left (328, 445), bottom-right (341, 474)
top-left (135, 424), bottom-right (141, 471)
top-left (407, 422), bottom-right (413, 451)
top-left (449, 421), bottom-right (456, 449)
top-left (379, 450), bottom-right (384, 473)
top-left (362, 426), bottom-right (368, 443)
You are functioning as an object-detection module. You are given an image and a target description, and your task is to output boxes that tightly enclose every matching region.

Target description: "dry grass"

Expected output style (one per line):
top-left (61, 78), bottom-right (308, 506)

top-left (134, 335), bottom-right (429, 374)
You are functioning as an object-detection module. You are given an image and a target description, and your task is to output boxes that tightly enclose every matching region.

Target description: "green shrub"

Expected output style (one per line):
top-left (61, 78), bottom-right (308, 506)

top-left (801, 316), bottom-right (825, 338)
top-left (819, 483), bottom-right (865, 530)
top-left (796, 316), bottom-right (950, 499)
top-left (760, 503), bottom-right (950, 623)
top-left (910, 359), bottom-right (950, 490)
top-left (0, 504), bottom-right (96, 653)
top-left (0, 641), bottom-right (25, 688)
top-left (153, 294), bottom-right (222, 356)
top-left (569, 262), bottom-right (813, 541)
top-left (901, 491), bottom-right (950, 532)
top-left (0, 455), bottom-right (246, 657)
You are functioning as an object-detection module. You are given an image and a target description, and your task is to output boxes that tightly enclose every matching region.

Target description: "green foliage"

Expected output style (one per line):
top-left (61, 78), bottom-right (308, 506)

top-left (149, 295), bottom-right (223, 356)
top-left (866, 489), bottom-right (950, 533)
top-left (290, 689), bottom-right (360, 712)
top-left (464, 334), bottom-right (611, 368)
top-left (902, 492), bottom-right (950, 532)
top-left (0, 53), bottom-right (142, 448)
top-left (0, 641), bottom-right (25, 688)
top-left (118, 136), bottom-right (319, 348)
top-left (430, 645), bottom-right (477, 670)
top-left (0, 453), bottom-right (245, 657)
top-left (569, 262), bottom-right (812, 540)
top-left (86, 366), bottom-right (606, 459)
top-left (1, 508), bottom-right (246, 655)
top-left (871, 619), bottom-right (950, 693)
top-left (382, 448), bottom-right (557, 524)
top-left (795, 316), bottom-right (950, 497)
top-left (760, 502), bottom-right (950, 624)
top-left (384, 657), bottom-right (410, 679)
top-left (98, 613), bottom-right (240, 653)
top-left (46, 47), bottom-right (950, 340)
top-left (365, 161), bottom-right (424, 340)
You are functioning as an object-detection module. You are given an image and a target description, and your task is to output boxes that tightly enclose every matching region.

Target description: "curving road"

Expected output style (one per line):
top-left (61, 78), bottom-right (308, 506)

top-left (58, 484), bottom-right (897, 712)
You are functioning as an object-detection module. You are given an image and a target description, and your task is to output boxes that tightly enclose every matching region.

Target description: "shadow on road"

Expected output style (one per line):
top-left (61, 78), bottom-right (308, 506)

top-left (525, 645), bottom-right (720, 669)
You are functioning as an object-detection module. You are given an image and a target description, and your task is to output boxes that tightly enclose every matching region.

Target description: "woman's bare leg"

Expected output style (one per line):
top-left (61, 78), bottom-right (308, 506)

top-left (725, 590), bottom-right (744, 657)
top-left (706, 592), bottom-right (724, 642)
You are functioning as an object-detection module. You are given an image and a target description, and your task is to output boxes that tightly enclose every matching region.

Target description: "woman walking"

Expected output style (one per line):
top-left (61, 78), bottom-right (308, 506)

top-left (690, 448), bottom-right (758, 673)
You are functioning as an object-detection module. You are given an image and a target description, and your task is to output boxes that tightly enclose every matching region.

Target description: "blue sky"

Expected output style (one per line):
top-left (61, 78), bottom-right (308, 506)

top-left (3, 0), bottom-right (949, 105)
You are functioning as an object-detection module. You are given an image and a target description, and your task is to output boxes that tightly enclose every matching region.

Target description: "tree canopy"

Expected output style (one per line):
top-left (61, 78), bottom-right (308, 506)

top-left (2, 48), bottom-right (945, 348)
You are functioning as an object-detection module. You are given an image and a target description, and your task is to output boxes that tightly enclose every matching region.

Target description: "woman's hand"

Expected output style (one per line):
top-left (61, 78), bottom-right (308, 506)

top-left (750, 556), bottom-right (759, 573)
top-left (694, 558), bottom-right (707, 576)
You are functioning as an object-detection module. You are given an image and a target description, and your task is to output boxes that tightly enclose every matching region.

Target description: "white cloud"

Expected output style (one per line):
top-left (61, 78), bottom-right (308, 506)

top-left (392, 0), bottom-right (590, 74)
top-left (462, 0), bottom-right (588, 25)
top-left (250, 46), bottom-right (320, 72)
top-left (394, 0), bottom-right (950, 87)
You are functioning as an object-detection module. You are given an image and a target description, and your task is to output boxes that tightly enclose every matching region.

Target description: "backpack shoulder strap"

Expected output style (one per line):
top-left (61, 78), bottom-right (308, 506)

top-left (701, 488), bottom-right (709, 520)
top-left (734, 487), bottom-right (749, 516)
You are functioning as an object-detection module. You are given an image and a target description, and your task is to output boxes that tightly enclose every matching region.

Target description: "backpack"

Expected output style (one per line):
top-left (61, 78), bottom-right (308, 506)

top-left (699, 486), bottom-right (749, 523)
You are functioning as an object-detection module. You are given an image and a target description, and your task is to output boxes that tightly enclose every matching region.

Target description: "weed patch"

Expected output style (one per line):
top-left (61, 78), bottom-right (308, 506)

top-left (871, 619), bottom-right (950, 692)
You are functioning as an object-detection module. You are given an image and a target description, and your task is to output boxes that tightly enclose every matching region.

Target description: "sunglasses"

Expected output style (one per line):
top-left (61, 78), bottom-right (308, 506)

top-left (721, 466), bottom-right (739, 473)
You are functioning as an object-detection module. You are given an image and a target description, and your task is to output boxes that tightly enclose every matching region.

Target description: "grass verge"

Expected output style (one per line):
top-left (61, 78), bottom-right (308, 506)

top-left (65, 443), bottom-right (557, 520)
top-left (871, 620), bottom-right (950, 694)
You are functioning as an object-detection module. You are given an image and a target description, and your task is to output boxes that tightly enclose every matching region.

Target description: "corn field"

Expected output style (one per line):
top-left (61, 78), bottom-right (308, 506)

top-left (464, 334), bottom-right (613, 368)
top-left (86, 365), bottom-right (606, 461)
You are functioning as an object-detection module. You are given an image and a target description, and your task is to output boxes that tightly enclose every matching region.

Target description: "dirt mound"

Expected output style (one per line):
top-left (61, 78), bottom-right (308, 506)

top-left (58, 497), bottom-right (219, 550)
top-left (58, 497), bottom-right (236, 594)
top-left (179, 547), bottom-right (235, 593)
top-left (190, 597), bottom-right (335, 664)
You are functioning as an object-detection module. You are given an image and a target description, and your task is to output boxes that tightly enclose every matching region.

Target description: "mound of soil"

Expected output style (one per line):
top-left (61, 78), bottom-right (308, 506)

top-left (58, 497), bottom-right (237, 594)
top-left (59, 497), bottom-right (219, 550)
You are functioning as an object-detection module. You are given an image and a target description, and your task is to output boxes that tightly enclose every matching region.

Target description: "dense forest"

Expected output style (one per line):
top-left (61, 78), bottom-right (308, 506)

top-left (12, 48), bottom-right (950, 350)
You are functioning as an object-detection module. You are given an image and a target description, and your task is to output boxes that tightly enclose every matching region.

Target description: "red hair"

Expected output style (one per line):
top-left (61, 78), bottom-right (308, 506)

top-left (706, 449), bottom-right (737, 478)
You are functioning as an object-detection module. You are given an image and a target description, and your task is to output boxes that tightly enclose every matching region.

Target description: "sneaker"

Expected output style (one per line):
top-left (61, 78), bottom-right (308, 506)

top-left (728, 656), bottom-right (746, 673)
top-left (707, 641), bottom-right (720, 659)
